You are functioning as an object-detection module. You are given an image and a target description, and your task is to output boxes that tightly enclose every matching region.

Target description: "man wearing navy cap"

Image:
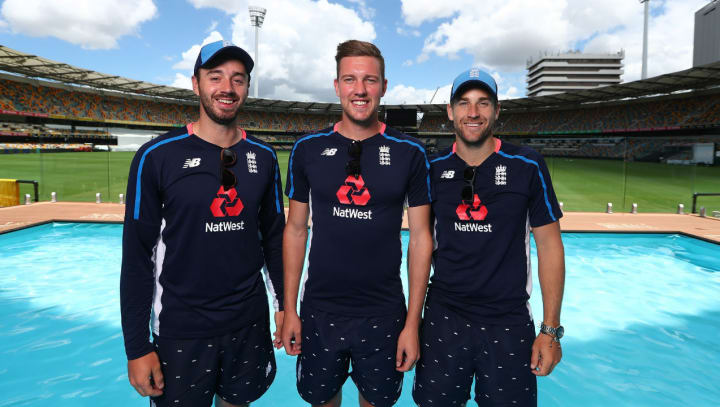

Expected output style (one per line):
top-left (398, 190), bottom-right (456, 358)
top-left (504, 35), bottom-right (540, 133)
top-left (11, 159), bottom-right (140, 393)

top-left (412, 68), bottom-right (566, 407)
top-left (121, 40), bottom-right (285, 407)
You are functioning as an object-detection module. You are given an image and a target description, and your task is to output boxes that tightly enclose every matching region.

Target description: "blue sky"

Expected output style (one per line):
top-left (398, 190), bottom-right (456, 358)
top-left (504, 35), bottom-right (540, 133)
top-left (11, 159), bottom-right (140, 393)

top-left (0, 0), bottom-right (708, 104)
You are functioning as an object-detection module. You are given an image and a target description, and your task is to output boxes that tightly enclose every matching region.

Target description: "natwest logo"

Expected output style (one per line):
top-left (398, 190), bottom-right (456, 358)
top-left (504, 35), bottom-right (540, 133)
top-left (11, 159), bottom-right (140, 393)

top-left (336, 175), bottom-right (371, 206)
top-left (210, 186), bottom-right (244, 217)
top-left (456, 194), bottom-right (488, 221)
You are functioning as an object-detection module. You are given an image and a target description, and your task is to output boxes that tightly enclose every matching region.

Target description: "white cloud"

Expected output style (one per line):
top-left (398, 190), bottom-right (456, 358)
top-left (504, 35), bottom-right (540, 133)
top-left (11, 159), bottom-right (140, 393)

top-left (171, 72), bottom-right (192, 89)
top-left (347, 0), bottom-right (375, 20)
top-left (0, 0), bottom-right (157, 49)
top-left (206, 20), bottom-right (219, 32)
top-left (396, 26), bottom-right (420, 37)
top-left (400, 0), bottom-right (706, 97)
top-left (184, 0), bottom-right (376, 101)
top-left (384, 83), bottom-right (452, 105)
top-left (172, 31), bottom-right (224, 71)
top-left (583, 0), bottom-right (707, 81)
top-left (402, 59), bottom-right (413, 67)
top-left (402, 0), bottom-right (650, 72)
top-left (400, 0), bottom-right (461, 26)
top-left (187, 0), bottom-right (246, 14)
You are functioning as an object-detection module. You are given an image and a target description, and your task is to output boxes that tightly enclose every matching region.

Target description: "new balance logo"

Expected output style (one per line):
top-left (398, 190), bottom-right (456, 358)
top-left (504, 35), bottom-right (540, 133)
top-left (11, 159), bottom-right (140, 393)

top-left (495, 165), bottom-right (507, 185)
top-left (183, 158), bottom-right (201, 168)
top-left (440, 170), bottom-right (455, 179)
top-left (321, 148), bottom-right (337, 156)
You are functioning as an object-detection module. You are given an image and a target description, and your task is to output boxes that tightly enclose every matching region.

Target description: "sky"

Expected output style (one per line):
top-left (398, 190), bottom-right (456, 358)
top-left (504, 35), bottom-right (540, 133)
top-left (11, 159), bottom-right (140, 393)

top-left (0, 0), bottom-right (711, 105)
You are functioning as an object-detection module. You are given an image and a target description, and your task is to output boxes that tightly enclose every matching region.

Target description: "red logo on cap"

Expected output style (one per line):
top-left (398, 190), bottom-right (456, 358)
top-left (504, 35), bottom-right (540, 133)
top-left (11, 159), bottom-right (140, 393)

top-left (210, 186), bottom-right (244, 217)
top-left (456, 194), bottom-right (487, 221)
top-left (336, 175), bottom-right (371, 206)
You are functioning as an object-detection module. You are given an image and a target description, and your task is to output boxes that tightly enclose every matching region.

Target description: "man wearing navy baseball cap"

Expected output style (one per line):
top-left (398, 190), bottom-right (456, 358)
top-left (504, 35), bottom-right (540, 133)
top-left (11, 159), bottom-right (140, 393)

top-left (412, 67), bottom-right (566, 406)
top-left (121, 39), bottom-right (285, 407)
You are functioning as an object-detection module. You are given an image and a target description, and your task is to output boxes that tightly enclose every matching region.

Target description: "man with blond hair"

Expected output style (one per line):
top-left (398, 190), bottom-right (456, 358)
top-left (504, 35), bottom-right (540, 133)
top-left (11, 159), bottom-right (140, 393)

top-left (282, 40), bottom-right (433, 407)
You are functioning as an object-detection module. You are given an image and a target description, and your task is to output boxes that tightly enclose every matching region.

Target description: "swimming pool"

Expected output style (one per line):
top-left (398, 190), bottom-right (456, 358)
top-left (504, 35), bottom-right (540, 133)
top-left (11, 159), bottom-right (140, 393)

top-left (1, 223), bottom-right (718, 406)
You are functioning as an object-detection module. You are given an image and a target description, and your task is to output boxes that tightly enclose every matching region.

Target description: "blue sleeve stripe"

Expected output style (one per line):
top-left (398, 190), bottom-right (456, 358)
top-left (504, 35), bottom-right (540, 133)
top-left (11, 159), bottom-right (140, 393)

top-left (245, 138), bottom-right (282, 213)
top-left (430, 151), bottom-right (454, 163)
top-left (381, 134), bottom-right (432, 202)
top-left (496, 151), bottom-right (556, 222)
top-left (133, 133), bottom-right (190, 220)
top-left (288, 131), bottom-right (334, 199)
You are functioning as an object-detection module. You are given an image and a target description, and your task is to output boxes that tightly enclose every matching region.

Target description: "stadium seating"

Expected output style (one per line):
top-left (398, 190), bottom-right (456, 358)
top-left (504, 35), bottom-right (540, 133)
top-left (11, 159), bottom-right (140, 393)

top-left (2, 75), bottom-right (718, 161)
top-left (1, 78), bottom-right (339, 132)
top-left (418, 93), bottom-right (720, 133)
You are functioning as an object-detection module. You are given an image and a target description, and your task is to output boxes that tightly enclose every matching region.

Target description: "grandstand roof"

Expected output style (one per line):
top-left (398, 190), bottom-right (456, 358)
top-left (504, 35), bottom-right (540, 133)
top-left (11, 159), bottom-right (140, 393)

top-left (2, 44), bottom-right (720, 114)
top-left (0, 44), bottom-right (197, 101)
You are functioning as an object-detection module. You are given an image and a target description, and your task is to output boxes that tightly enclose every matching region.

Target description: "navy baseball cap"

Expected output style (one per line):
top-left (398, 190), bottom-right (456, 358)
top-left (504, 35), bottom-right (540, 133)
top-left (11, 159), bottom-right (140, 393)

top-left (193, 40), bottom-right (254, 77)
top-left (450, 68), bottom-right (498, 102)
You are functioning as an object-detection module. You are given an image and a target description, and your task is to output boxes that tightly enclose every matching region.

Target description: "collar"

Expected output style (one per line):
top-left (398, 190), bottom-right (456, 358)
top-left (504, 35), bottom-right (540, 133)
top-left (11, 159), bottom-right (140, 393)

top-left (451, 137), bottom-right (501, 154)
top-left (187, 122), bottom-right (247, 140)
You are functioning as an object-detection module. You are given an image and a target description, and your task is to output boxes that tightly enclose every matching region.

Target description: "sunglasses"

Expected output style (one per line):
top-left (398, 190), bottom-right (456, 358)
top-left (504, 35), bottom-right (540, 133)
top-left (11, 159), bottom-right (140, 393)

top-left (461, 166), bottom-right (476, 202)
top-left (220, 148), bottom-right (237, 189)
top-left (345, 140), bottom-right (362, 177)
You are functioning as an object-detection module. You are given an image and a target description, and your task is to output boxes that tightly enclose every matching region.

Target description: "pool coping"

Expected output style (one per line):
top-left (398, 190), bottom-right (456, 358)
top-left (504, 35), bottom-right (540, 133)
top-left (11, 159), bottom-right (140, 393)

top-left (2, 202), bottom-right (720, 243)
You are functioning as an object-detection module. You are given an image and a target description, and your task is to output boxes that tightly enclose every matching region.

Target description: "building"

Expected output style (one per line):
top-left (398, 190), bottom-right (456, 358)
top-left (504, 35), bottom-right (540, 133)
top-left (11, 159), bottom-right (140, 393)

top-left (526, 51), bottom-right (624, 97)
top-left (694, 0), bottom-right (720, 67)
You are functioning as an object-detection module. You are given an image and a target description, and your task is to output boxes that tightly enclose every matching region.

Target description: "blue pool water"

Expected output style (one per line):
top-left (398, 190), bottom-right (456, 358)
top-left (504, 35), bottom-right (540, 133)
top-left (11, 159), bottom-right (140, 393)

top-left (1, 223), bottom-right (719, 406)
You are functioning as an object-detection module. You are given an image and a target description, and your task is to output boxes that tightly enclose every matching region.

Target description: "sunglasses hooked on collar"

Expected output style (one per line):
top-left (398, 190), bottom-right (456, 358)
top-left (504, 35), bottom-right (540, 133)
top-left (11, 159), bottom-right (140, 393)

top-left (461, 166), bottom-right (476, 202)
top-left (220, 148), bottom-right (237, 189)
top-left (345, 140), bottom-right (362, 177)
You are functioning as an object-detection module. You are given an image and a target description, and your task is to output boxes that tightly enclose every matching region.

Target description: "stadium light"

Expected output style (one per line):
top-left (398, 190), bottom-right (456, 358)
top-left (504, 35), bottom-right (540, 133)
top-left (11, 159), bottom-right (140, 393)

top-left (640, 0), bottom-right (650, 79)
top-left (249, 6), bottom-right (267, 99)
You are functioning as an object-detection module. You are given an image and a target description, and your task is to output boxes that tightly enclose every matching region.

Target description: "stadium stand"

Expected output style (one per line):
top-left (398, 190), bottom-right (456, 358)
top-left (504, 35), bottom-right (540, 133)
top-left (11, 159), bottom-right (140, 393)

top-left (418, 92), bottom-right (720, 134)
top-left (0, 77), bottom-right (338, 133)
top-left (1, 44), bottom-right (719, 162)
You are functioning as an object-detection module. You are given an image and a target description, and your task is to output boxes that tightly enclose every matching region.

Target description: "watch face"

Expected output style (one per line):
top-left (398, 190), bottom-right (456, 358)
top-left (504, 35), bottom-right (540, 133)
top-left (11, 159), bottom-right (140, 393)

top-left (556, 326), bottom-right (564, 339)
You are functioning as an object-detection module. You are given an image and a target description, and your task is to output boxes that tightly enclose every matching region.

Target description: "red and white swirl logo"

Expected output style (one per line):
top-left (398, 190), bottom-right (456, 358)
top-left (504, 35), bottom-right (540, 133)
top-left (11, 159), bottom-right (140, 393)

top-left (456, 194), bottom-right (487, 221)
top-left (336, 175), bottom-right (371, 206)
top-left (210, 186), bottom-right (244, 217)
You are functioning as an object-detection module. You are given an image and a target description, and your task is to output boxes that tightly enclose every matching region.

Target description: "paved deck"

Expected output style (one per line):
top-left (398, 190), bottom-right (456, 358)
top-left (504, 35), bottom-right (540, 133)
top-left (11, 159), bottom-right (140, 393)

top-left (1, 202), bottom-right (719, 243)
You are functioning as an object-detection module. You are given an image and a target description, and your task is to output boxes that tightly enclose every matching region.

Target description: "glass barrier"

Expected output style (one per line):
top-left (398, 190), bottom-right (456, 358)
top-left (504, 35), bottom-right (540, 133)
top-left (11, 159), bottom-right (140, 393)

top-left (2, 135), bottom-right (719, 213)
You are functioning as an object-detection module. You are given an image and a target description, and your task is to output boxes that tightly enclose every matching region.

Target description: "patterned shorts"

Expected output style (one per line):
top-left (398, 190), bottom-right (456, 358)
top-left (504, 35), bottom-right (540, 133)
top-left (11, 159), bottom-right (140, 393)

top-left (150, 309), bottom-right (276, 407)
top-left (296, 304), bottom-right (406, 407)
top-left (412, 301), bottom-right (537, 407)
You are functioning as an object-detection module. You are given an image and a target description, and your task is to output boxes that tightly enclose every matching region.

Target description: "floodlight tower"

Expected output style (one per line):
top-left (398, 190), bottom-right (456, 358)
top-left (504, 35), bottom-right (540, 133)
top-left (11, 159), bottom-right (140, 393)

top-left (640, 0), bottom-right (649, 79)
top-left (249, 6), bottom-right (267, 99)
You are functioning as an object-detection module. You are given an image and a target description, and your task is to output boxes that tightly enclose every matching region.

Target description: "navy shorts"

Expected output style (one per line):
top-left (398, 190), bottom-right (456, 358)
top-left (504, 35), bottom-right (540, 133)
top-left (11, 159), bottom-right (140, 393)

top-left (149, 309), bottom-right (276, 407)
top-left (412, 301), bottom-right (537, 407)
top-left (296, 304), bottom-right (406, 407)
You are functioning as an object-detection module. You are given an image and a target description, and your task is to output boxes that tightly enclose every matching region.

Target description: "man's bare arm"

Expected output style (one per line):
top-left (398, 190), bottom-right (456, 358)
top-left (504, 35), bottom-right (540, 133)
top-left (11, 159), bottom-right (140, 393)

top-left (281, 199), bottom-right (310, 356)
top-left (396, 204), bottom-right (433, 371)
top-left (530, 221), bottom-right (565, 376)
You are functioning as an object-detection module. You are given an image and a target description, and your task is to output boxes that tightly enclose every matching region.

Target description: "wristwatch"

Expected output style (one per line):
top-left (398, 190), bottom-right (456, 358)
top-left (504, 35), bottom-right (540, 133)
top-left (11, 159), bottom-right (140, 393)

top-left (540, 323), bottom-right (564, 343)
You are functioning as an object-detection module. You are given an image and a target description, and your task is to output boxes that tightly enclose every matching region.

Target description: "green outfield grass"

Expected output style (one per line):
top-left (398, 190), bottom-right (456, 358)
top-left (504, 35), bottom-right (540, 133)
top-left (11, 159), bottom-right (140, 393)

top-left (1, 151), bottom-right (719, 213)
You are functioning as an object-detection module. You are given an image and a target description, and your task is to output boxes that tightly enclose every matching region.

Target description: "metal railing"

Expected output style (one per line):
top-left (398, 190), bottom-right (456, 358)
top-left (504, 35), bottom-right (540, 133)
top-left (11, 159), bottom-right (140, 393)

top-left (16, 180), bottom-right (39, 202)
top-left (692, 192), bottom-right (720, 213)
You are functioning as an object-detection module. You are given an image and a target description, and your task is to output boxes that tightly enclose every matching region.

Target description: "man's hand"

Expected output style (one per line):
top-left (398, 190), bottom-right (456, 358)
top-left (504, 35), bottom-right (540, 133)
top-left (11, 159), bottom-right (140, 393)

top-left (530, 333), bottom-right (562, 376)
top-left (395, 326), bottom-right (420, 372)
top-left (127, 351), bottom-right (164, 397)
top-left (273, 311), bottom-right (284, 349)
top-left (281, 311), bottom-right (302, 356)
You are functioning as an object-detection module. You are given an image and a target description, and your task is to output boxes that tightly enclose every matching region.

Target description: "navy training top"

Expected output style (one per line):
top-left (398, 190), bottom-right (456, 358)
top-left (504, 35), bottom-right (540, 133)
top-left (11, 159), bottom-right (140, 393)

top-left (121, 124), bottom-right (285, 360)
top-left (285, 122), bottom-right (431, 317)
top-left (428, 139), bottom-right (562, 324)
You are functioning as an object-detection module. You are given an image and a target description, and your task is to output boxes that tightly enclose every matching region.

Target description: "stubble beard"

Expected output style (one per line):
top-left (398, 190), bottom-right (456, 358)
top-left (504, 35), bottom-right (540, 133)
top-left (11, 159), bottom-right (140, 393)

top-left (343, 102), bottom-right (378, 130)
top-left (455, 114), bottom-right (496, 148)
top-left (198, 85), bottom-right (242, 126)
